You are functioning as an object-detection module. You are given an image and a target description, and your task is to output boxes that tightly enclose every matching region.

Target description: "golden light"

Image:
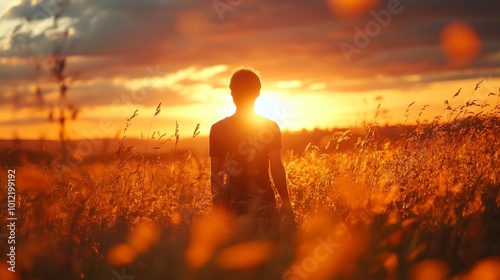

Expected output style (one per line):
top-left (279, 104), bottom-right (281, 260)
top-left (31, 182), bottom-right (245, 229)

top-left (216, 241), bottom-right (275, 270)
top-left (409, 259), bottom-right (451, 280)
top-left (106, 244), bottom-right (137, 266)
top-left (185, 209), bottom-right (233, 268)
top-left (464, 257), bottom-right (500, 280)
top-left (255, 92), bottom-right (281, 118)
top-left (441, 22), bottom-right (481, 66)
top-left (218, 90), bottom-right (296, 129)
top-left (325, 0), bottom-right (380, 18)
top-left (124, 65), bottom-right (228, 91)
top-left (128, 222), bottom-right (160, 254)
top-left (255, 91), bottom-right (293, 128)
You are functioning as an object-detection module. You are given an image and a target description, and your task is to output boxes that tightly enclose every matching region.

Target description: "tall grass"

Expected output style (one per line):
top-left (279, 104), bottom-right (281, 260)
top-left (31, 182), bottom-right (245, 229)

top-left (0, 86), bottom-right (499, 280)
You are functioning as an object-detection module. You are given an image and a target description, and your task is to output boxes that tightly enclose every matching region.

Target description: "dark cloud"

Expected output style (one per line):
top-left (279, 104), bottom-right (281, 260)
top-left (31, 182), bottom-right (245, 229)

top-left (1, 0), bottom-right (499, 97)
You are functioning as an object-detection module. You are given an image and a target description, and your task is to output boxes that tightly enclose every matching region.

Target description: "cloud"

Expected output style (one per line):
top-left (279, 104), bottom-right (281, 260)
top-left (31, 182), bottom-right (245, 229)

top-left (2, 0), bottom-right (36, 20)
top-left (0, 0), bottom-right (499, 98)
top-left (0, 116), bottom-right (47, 126)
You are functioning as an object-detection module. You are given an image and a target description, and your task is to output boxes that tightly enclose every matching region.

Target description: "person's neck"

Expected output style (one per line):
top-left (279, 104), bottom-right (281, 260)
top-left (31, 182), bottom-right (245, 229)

top-left (234, 106), bottom-right (255, 116)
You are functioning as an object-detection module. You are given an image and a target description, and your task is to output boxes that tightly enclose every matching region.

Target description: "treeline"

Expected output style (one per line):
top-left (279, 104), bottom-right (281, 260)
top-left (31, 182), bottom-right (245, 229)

top-left (1, 116), bottom-right (499, 166)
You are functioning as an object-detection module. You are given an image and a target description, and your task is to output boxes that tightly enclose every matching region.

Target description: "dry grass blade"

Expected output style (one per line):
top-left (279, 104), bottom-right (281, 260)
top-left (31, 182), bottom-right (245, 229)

top-left (128, 109), bottom-right (139, 121)
top-left (155, 103), bottom-right (162, 116)
top-left (405, 101), bottom-right (415, 122)
top-left (193, 123), bottom-right (201, 138)
top-left (475, 79), bottom-right (484, 91)
top-left (175, 121), bottom-right (180, 146)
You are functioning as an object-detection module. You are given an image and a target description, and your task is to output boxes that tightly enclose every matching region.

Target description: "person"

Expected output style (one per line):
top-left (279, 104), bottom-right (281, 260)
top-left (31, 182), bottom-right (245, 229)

top-left (209, 67), bottom-right (294, 237)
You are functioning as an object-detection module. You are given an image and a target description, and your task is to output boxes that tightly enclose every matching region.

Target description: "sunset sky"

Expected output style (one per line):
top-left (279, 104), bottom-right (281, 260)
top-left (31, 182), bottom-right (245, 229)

top-left (0, 0), bottom-right (499, 140)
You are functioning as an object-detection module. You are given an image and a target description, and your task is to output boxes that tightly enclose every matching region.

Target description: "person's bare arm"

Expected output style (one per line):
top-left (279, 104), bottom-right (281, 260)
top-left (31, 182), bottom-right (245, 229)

top-left (210, 156), bottom-right (224, 204)
top-left (269, 149), bottom-right (293, 212)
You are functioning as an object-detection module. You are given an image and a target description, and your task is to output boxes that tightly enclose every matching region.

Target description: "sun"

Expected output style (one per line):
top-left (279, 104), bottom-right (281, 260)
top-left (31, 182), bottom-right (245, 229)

top-left (255, 91), bottom-right (291, 128)
top-left (219, 90), bottom-right (296, 129)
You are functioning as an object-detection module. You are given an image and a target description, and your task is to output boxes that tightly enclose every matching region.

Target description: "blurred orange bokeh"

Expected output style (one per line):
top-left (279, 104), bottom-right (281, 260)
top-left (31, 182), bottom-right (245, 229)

top-left (325, 0), bottom-right (380, 18)
top-left (106, 243), bottom-right (137, 267)
top-left (216, 241), bottom-right (275, 270)
top-left (464, 257), bottom-right (500, 280)
top-left (409, 259), bottom-right (450, 280)
top-left (128, 222), bottom-right (160, 254)
top-left (441, 22), bottom-right (481, 66)
top-left (0, 264), bottom-right (20, 280)
top-left (185, 208), bottom-right (233, 268)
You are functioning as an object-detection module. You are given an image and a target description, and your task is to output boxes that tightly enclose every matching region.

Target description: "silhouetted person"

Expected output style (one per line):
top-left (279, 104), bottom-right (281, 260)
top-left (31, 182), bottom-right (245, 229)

top-left (210, 67), bottom-right (294, 236)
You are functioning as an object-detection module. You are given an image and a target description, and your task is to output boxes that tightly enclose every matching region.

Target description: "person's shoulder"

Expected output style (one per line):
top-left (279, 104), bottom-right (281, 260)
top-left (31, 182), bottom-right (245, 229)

top-left (255, 114), bottom-right (280, 131)
top-left (212, 117), bottom-right (230, 128)
top-left (210, 117), bottom-right (232, 134)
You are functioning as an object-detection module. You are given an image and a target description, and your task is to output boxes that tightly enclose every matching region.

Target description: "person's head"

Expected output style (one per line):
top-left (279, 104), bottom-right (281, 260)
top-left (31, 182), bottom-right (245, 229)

top-left (229, 67), bottom-right (261, 111)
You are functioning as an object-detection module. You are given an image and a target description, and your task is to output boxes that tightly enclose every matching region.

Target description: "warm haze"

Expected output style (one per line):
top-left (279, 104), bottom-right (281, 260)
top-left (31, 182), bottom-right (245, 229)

top-left (1, 2), bottom-right (500, 279)
top-left (0, 0), bottom-right (499, 140)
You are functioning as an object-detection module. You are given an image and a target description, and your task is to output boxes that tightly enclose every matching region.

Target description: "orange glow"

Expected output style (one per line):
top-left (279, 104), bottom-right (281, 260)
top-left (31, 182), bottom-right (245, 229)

top-left (441, 22), bottom-right (481, 66)
top-left (216, 241), bottom-right (275, 270)
top-left (175, 10), bottom-right (209, 37)
top-left (255, 91), bottom-right (292, 127)
top-left (464, 257), bottom-right (500, 280)
top-left (128, 222), bottom-right (160, 254)
top-left (106, 244), bottom-right (137, 266)
top-left (409, 259), bottom-right (451, 280)
top-left (185, 209), bottom-right (233, 268)
top-left (15, 166), bottom-right (49, 190)
top-left (0, 74), bottom-right (496, 141)
top-left (0, 264), bottom-right (20, 280)
top-left (326, 0), bottom-right (380, 18)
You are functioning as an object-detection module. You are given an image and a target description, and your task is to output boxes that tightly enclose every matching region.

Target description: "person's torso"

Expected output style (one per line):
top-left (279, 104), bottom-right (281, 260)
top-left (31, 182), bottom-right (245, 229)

top-left (212, 114), bottom-right (280, 190)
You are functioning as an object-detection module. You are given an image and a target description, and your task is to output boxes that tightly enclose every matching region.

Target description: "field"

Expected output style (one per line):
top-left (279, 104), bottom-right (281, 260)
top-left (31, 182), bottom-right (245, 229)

top-left (1, 92), bottom-right (500, 280)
